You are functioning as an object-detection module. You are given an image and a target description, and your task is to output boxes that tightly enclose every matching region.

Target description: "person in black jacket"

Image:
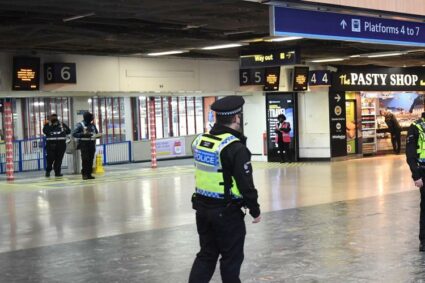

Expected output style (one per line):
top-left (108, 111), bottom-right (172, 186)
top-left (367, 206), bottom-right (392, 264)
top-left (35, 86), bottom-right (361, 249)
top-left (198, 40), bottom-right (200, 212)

top-left (189, 96), bottom-right (261, 283)
top-left (72, 112), bottom-right (99, 180)
top-left (381, 110), bottom-right (402, 154)
top-left (43, 114), bottom-right (71, 177)
top-left (406, 112), bottom-right (425, 251)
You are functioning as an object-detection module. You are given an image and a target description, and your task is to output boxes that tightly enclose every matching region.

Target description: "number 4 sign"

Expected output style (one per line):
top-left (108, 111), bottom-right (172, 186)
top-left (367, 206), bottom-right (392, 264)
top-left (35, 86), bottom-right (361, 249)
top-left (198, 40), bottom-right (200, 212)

top-left (309, 70), bottom-right (331, 86)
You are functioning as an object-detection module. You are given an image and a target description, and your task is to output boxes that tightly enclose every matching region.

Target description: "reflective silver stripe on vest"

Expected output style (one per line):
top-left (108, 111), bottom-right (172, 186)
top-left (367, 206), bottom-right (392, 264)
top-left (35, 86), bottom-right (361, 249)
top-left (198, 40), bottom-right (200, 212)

top-left (79, 138), bottom-right (96, 141)
top-left (195, 162), bottom-right (219, 172)
top-left (46, 137), bottom-right (66, 140)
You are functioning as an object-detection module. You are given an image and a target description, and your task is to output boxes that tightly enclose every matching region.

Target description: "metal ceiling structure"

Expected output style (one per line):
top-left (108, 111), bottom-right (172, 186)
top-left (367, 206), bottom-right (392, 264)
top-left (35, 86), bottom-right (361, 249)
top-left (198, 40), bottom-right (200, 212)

top-left (0, 0), bottom-right (423, 67)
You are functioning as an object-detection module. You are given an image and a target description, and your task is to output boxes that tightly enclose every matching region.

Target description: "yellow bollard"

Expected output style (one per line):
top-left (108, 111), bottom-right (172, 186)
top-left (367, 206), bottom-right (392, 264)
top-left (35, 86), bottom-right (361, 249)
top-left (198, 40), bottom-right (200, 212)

top-left (93, 153), bottom-right (105, 174)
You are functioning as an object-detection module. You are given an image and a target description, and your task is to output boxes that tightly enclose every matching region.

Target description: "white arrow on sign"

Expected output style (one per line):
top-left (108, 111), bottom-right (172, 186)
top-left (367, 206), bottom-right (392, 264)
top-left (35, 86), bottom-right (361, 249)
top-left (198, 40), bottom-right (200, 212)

top-left (335, 94), bottom-right (341, 102)
top-left (340, 19), bottom-right (347, 30)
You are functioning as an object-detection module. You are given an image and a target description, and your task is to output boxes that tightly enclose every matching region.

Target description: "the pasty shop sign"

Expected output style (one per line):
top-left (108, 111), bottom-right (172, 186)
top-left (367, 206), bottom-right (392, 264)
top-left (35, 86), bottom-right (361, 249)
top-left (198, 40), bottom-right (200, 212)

top-left (332, 67), bottom-right (425, 91)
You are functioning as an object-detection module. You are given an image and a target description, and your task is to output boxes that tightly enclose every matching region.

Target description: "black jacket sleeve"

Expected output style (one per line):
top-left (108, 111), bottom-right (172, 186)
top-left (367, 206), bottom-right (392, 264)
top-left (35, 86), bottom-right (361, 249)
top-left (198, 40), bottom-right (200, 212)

top-left (62, 123), bottom-right (71, 135)
top-left (222, 142), bottom-right (260, 218)
top-left (42, 123), bottom-right (51, 136)
top-left (406, 124), bottom-right (421, 181)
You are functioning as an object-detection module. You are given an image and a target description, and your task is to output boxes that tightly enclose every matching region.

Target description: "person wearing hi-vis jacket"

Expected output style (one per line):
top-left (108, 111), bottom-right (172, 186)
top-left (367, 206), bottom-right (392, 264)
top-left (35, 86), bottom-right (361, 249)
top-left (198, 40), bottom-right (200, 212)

top-left (72, 112), bottom-right (99, 180)
top-left (275, 114), bottom-right (291, 163)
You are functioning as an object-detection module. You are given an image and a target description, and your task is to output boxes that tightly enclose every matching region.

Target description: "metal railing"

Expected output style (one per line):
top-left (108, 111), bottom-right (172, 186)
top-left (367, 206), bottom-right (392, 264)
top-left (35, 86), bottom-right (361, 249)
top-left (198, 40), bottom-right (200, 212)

top-left (0, 138), bottom-right (132, 174)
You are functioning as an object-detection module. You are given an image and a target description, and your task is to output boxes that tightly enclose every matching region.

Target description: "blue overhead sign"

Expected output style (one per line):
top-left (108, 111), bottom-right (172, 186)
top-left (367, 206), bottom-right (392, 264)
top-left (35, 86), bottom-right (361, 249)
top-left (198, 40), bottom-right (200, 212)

top-left (271, 7), bottom-right (425, 47)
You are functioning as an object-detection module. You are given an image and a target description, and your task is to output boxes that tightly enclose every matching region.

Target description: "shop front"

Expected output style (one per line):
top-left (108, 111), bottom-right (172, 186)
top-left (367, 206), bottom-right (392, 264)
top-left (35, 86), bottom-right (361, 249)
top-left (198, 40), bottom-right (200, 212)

top-left (331, 66), bottom-right (425, 157)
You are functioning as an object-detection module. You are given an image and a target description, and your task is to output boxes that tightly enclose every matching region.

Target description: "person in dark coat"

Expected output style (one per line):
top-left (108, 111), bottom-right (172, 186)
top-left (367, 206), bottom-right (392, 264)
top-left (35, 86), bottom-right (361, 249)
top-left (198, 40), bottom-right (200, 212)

top-left (189, 96), bottom-right (261, 283)
top-left (43, 114), bottom-right (71, 177)
top-left (382, 110), bottom-right (402, 154)
top-left (72, 112), bottom-right (99, 180)
top-left (406, 112), bottom-right (425, 251)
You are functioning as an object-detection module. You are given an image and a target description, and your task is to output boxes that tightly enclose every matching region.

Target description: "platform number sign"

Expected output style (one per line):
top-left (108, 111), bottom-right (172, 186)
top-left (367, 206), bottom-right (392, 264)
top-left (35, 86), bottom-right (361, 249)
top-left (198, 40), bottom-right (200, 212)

top-left (44, 63), bottom-right (77, 84)
top-left (309, 70), bottom-right (331, 86)
top-left (239, 68), bottom-right (265, 86)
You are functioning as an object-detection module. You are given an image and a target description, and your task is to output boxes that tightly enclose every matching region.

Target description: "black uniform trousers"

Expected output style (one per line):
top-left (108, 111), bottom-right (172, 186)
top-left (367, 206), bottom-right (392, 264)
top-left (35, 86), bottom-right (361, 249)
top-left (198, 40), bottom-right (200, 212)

top-left (46, 142), bottom-right (66, 175)
top-left (420, 184), bottom-right (425, 243)
top-left (80, 141), bottom-right (96, 177)
top-left (390, 130), bottom-right (401, 154)
top-left (189, 204), bottom-right (246, 283)
top-left (278, 141), bottom-right (291, 162)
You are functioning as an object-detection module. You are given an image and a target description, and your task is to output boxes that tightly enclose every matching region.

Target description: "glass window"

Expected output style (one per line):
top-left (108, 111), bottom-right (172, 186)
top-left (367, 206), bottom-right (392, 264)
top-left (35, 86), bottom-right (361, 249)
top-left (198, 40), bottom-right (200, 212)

top-left (139, 97), bottom-right (148, 140)
top-left (179, 97), bottom-right (187, 136)
top-left (171, 97), bottom-right (179, 137)
top-left (162, 97), bottom-right (170, 138)
top-left (155, 97), bottom-right (163, 139)
top-left (187, 97), bottom-right (195, 135)
top-left (195, 97), bottom-right (204, 134)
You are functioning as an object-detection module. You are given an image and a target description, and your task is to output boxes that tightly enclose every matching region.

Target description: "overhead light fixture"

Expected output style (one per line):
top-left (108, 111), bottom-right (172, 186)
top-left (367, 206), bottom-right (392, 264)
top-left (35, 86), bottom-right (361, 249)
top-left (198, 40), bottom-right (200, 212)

top-left (310, 58), bottom-right (345, 63)
top-left (349, 54), bottom-right (361, 58)
top-left (147, 50), bottom-right (187, 56)
top-left (367, 52), bottom-right (405, 58)
top-left (267, 36), bottom-right (303, 42)
top-left (63, 12), bottom-right (95, 22)
top-left (201, 43), bottom-right (242, 50)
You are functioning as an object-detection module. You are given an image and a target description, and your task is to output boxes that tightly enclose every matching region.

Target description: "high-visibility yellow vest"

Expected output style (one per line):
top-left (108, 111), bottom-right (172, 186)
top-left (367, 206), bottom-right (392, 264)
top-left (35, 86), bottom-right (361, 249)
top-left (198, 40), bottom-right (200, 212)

top-left (192, 133), bottom-right (242, 200)
top-left (414, 119), bottom-right (425, 162)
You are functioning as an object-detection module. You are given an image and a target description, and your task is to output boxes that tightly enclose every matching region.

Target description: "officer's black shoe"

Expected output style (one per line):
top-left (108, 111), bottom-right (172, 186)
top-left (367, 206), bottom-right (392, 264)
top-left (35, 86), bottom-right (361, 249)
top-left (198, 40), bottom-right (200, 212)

top-left (87, 175), bottom-right (95, 180)
top-left (45, 171), bottom-right (50, 177)
top-left (420, 242), bottom-right (425, 252)
top-left (55, 174), bottom-right (63, 177)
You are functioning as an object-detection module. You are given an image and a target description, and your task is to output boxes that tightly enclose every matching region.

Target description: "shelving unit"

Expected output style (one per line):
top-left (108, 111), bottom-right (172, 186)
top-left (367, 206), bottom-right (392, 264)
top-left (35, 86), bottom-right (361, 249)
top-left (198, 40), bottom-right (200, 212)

top-left (361, 99), bottom-right (377, 154)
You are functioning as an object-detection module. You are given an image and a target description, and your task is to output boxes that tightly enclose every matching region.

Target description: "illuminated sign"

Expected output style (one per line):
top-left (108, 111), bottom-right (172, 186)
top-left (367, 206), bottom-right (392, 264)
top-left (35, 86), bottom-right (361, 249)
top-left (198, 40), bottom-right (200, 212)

top-left (272, 7), bottom-right (425, 47)
top-left (293, 66), bottom-right (309, 91)
top-left (240, 49), bottom-right (299, 68)
top-left (12, 57), bottom-right (40, 90)
top-left (239, 68), bottom-right (265, 86)
top-left (309, 70), bottom-right (331, 86)
top-left (264, 67), bottom-right (280, 91)
top-left (44, 63), bottom-right (77, 84)
top-left (332, 67), bottom-right (425, 91)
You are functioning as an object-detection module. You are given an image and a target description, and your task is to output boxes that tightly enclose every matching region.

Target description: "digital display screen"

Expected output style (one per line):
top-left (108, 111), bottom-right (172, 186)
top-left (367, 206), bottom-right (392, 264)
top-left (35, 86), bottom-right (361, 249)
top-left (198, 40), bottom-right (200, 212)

top-left (293, 66), bottom-right (309, 91)
top-left (12, 57), bottom-right (40, 90)
top-left (264, 67), bottom-right (280, 91)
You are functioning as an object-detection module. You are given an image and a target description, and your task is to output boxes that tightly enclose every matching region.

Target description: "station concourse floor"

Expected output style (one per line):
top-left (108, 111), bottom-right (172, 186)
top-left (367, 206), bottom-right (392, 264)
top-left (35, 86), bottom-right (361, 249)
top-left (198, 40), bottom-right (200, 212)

top-left (0, 155), bottom-right (424, 282)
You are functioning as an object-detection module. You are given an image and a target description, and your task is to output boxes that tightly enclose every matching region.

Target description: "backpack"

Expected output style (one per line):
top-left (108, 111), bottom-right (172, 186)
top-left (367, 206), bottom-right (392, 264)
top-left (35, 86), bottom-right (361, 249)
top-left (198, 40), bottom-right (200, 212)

top-left (65, 122), bottom-right (84, 154)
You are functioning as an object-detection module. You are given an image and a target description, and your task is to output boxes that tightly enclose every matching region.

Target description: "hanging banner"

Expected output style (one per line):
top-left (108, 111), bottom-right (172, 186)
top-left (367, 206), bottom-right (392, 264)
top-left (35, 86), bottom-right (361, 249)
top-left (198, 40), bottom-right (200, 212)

top-left (271, 7), bottom-right (425, 47)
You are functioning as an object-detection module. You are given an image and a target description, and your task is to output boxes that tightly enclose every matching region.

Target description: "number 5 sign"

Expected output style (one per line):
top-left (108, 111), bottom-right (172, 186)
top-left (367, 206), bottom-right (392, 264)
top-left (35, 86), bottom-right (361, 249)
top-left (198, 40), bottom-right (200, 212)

top-left (44, 63), bottom-right (77, 84)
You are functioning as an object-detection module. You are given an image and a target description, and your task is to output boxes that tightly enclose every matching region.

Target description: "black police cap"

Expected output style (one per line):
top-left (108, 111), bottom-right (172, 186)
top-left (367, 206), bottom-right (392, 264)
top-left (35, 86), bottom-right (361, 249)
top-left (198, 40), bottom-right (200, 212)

top-left (211, 96), bottom-right (245, 116)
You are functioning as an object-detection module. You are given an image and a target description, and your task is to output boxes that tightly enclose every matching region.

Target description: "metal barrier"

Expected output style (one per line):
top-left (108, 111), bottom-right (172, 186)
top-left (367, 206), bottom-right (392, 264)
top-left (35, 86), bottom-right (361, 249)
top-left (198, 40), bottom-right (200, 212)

top-left (0, 138), bottom-right (132, 174)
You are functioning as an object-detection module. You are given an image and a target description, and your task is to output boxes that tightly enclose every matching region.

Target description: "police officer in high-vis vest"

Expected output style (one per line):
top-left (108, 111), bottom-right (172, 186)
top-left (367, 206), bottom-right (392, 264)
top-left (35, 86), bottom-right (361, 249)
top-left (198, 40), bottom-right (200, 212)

top-left (189, 96), bottom-right (261, 283)
top-left (406, 112), bottom-right (425, 251)
top-left (43, 114), bottom-right (71, 177)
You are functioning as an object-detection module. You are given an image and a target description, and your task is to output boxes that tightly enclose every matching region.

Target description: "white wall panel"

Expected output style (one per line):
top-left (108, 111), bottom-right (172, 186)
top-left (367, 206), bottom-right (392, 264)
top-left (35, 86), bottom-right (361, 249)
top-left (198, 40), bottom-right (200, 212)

top-left (298, 90), bottom-right (331, 158)
top-left (243, 93), bottom-right (266, 155)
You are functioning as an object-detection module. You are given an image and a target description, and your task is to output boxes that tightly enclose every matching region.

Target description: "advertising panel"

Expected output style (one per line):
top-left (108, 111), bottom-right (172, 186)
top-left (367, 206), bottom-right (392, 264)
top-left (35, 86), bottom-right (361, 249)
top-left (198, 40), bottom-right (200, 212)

top-left (156, 137), bottom-right (186, 159)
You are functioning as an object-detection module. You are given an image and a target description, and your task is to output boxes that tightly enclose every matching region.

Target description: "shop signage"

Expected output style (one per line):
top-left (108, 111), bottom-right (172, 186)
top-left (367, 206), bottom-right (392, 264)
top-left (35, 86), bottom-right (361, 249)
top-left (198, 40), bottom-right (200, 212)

top-left (332, 67), bottom-right (425, 91)
top-left (263, 67), bottom-right (280, 91)
top-left (156, 137), bottom-right (186, 159)
top-left (293, 66), bottom-right (309, 91)
top-left (240, 68), bottom-right (265, 86)
top-left (309, 70), bottom-right (331, 86)
top-left (329, 91), bottom-right (347, 157)
top-left (271, 7), bottom-right (425, 47)
top-left (44, 63), bottom-right (77, 84)
top-left (12, 57), bottom-right (40, 90)
top-left (239, 49), bottom-right (298, 68)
